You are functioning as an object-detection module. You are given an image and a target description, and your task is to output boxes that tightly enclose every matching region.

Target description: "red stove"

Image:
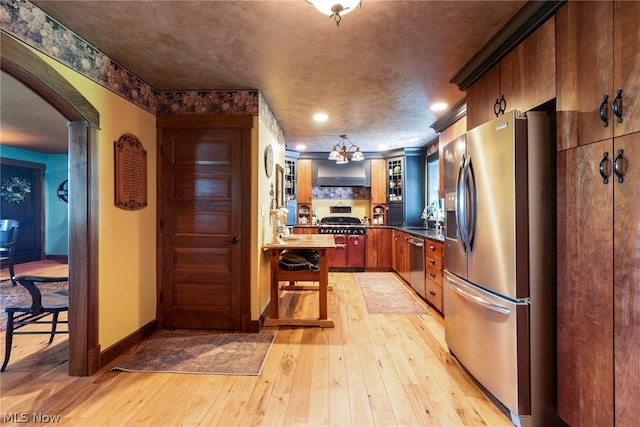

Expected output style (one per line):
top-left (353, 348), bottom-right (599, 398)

top-left (318, 217), bottom-right (366, 271)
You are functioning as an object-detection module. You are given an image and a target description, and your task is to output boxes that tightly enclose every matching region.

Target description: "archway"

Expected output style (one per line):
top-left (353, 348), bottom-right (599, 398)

top-left (1, 33), bottom-right (100, 375)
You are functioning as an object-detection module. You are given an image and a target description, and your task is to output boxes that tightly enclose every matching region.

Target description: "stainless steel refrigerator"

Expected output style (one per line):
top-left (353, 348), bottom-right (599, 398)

top-left (443, 110), bottom-right (561, 427)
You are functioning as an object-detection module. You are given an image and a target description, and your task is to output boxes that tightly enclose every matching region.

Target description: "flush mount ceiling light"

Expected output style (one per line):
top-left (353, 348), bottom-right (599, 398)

top-left (328, 134), bottom-right (365, 164)
top-left (313, 112), bottom-right (329, 122)
top-left (430, 102), bottom-right (448, 112)
top-left (305, 0), bottom-right (362, 26)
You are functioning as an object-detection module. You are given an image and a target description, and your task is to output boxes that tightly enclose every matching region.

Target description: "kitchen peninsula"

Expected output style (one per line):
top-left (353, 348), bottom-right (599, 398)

top-left (263, 234), bottom-right (337, 328)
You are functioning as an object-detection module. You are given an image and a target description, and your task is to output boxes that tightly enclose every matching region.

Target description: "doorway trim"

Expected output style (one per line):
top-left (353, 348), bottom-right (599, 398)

top-left (1, 33), bottom-right (100, 375)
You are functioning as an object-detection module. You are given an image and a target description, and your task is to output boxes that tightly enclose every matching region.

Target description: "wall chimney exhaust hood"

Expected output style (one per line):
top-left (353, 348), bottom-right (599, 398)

top-left (312, 159), bottom-right (371, 187)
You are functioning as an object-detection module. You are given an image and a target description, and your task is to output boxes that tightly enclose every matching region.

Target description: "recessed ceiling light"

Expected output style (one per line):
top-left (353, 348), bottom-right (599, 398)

top-left (378, 144), bottom-right (388, 150)
top-left (431, 102), bottom-right (448, 112)
top-left (313, 113), bottom-right (328, 122)
top-left (296, 144), bottom-right (306, 150)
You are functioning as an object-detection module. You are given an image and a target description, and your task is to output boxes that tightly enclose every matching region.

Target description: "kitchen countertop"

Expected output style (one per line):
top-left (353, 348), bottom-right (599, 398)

top-left (396, 226), bottom-right (444, 243)
top-left (292, 224), bottom-right (444, 242)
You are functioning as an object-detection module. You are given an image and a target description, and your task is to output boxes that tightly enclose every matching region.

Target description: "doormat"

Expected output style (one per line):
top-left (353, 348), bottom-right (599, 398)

top-left (354, 272), bottom-right (429, 315)
top-left (0, 278), bottom-right (68, 332)
top-left (112, 330), bottom-right (275, 376)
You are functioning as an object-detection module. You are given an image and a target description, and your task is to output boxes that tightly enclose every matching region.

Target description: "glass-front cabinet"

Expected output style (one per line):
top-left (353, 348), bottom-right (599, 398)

top-left (385, 150), bottom-right (425, 227)
top-left (285, 150), bottom-right (299, 226)
top-left (387, 158), bottom-right (403, 203)
top-left (285, 159), bottom-right (296, 202)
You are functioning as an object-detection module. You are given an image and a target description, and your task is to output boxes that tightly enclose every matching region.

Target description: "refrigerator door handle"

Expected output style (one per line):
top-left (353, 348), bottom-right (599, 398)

top-left (466, 157), bottom-right (478, 251)
top-left (446, 276), bottom-right (511, 315)
top-left (456, 155), bottom-right (469, 251)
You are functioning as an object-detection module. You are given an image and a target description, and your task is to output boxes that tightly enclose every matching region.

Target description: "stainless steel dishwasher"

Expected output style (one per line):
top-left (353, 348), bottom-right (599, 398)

top-left (408, 236), bottom-right (425, 299)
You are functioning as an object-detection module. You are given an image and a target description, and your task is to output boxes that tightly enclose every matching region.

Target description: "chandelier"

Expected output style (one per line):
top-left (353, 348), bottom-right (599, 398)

top-left (328, 135), bottom-right (365, 164)
top-left (305, 0), bottom-right (362, 26)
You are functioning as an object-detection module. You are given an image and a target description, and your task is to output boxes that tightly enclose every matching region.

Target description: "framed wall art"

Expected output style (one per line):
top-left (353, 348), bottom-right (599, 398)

top-left (114, 133), bottom-right (147, 210)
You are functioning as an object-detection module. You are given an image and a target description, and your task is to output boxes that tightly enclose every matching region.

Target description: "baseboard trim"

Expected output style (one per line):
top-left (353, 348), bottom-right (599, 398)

top-left (46, 254), bottom-right (69, 263)
top-left (99, 320), bottom-right (158, 367)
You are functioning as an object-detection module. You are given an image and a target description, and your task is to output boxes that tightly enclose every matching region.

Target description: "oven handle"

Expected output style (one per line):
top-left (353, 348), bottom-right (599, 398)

top-left (446, 275), bottom-right (510, 315)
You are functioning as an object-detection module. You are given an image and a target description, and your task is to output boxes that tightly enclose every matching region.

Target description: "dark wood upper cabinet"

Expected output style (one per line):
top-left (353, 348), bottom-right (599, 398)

top-left (612, 1), bottom-right (640, 138)
top-left (557, 1), bottom-right (640, 151)
top-left (465, 66), bottom-right (500, 131)
top-left (556, 1), bottom-right (614, 150)
top-left (466, 17), bottom-right (556, 131)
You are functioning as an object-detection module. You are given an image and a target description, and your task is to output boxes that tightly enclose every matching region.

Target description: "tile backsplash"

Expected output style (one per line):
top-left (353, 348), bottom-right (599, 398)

top-left (311, 186), bottom-right (370, 200)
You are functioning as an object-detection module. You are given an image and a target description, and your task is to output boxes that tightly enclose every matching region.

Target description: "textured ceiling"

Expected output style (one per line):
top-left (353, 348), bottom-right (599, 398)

top-left (1, 0), bottom-right (526, 154)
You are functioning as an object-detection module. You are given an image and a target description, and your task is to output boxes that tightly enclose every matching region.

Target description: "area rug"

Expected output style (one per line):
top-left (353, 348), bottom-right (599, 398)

top-left (354, 272), bottom-right (429, 315)
top-left (0, 278), bottom-right (69, 331)
top-left (112, 330), bottom-right (275, 376)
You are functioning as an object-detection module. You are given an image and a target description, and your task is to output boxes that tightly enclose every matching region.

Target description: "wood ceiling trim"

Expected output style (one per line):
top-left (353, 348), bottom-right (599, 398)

top-left (430, 98), bottom-right (467, 133)
top-left (1, 32), bottom-right (99, 126)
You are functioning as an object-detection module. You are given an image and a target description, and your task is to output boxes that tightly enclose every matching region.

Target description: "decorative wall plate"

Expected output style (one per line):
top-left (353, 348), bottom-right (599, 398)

top-left (264, 144), bottom-right (274, 177)
top-left (57, 179), bottom-right (69, 203)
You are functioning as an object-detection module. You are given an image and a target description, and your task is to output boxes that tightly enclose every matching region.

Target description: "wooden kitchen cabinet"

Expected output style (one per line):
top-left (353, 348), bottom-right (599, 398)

top-left (466, 17), bottom-right (556, 130)
top-left (292, 226), bottom-right (318, 235)
top-left (370, 158), bottom-right (387, 225)
top-left (557, 128), bottom-right (640, 427)
top-left (424, 239), bottom-right (443, 313)
top-left (370, 158), bottom-right (387, 204)
top-left (556, 4), bottom-right (640, 425)
top-left (296, 158), bottom-right (312, 225)
top-left (392, 230), bottom-right (411, 283)
top-left (365, 227), bottom-right (392, 270)
top-left (465, 62), bottom-right (500, 131)
top-left (391, 230), bottom-right (401, 274)
top-left (556, 1), bottom-right (640, 152)
top-left (296, 159), bottom-right (312, 204)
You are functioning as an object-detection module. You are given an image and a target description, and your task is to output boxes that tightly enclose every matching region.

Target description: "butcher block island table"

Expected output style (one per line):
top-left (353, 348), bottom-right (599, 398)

top-left (263, 234), bottom-right (336, 328)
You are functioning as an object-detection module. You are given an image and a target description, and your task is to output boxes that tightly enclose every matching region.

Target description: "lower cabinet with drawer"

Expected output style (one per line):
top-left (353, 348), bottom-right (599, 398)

top-left (424, 239), bottom-right (444, 313)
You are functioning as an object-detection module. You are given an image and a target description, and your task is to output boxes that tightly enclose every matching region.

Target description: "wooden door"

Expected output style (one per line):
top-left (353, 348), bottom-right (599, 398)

top-left (556, 1), bottom-right (614, 151)
top-left (0, 159), bottom-right (44, 263)
top-left (613, 0), bottom-right (640, 138)
top-left (613, 132), bottom-right (640, 426)
top-left (557, 139), bottom-right (614, 426)
top-left (158, 119), bottom-right (249, 330)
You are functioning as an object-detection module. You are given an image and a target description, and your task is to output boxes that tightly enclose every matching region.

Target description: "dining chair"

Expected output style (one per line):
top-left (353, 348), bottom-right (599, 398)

top-left (0, 219), bottom-right (20, 286)
top-left (2, 275), bottom-right (69, 371)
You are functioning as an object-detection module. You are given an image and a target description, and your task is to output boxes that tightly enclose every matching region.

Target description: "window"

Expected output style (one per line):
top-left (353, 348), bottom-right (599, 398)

top-left (426, 152), bottom-right (440, 210)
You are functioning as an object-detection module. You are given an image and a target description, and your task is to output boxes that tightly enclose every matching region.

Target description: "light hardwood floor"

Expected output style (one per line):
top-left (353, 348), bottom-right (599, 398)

top-left (0, 273), bottom-right (511, 426)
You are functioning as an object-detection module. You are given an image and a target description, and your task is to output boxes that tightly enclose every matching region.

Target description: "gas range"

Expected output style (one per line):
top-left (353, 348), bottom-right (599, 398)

top-left (317, 216), bottom-right (366, 271)
top-left (317, 216), bottom-right (366, 235)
